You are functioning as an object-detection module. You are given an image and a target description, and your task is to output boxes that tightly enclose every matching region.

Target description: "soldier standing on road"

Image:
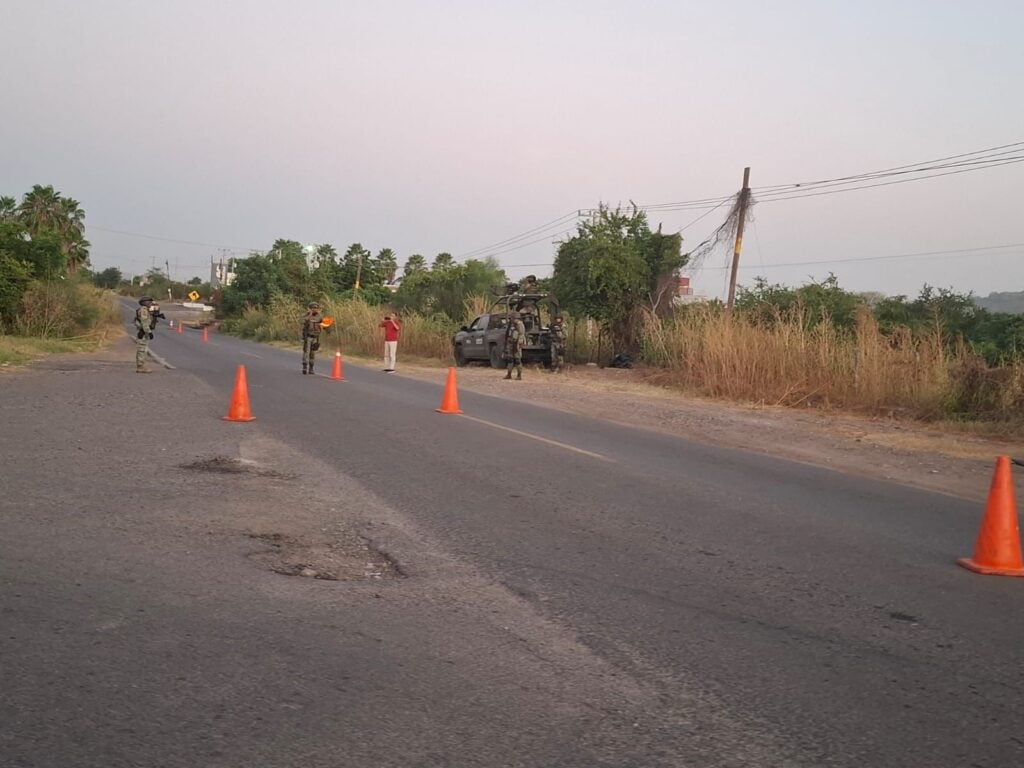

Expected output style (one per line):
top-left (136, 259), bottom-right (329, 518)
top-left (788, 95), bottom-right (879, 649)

top-left (503, 310), bottom-right (526, 381)
top-left (134, 296), bottom-right (155, 372)
top-left (301, 302), bottom-right (323, 375)
top-left (550, 314), bottom-right (567, 373)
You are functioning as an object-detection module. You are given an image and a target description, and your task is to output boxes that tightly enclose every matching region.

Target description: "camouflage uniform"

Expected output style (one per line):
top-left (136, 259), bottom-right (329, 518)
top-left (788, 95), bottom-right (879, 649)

top-left (550, 316), bottom-right (567, 373)
top-left (519, 275), bottom-right (539, 294)
top-left (134, 297), bottom-right (155, 373)
top-left (503, 313), bottom-right (526, 380)
top-left (301, 303), bottom-right (323, 374)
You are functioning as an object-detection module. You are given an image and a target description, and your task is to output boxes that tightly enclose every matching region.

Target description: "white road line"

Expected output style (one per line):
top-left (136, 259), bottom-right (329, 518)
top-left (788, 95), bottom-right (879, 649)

top-left (239, 351), bottom-right (261, 358)
top-left (459, 414), bottom-right (612, 462)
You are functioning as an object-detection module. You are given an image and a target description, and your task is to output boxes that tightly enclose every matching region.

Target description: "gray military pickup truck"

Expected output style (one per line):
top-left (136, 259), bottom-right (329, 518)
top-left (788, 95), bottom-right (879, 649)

top-left (452, 293), bottom-right (558, 368)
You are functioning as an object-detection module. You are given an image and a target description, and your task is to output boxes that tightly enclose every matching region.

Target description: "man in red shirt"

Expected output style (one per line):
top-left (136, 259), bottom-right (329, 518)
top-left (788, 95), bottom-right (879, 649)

top-left (379, 313), bottom-right (401, 372)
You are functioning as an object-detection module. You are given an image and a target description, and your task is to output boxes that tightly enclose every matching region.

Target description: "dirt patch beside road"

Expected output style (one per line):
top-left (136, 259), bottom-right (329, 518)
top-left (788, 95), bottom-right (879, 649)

top-left (385, 359), bottom-right (1024, 502)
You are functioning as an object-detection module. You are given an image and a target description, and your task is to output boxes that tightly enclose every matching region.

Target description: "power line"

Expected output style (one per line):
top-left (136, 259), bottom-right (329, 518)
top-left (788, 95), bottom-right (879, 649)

top-left (753, 154), bottom-right (1024, 200)
top-left (454, 210), bottom-right (581, 259)
top-left (677, 196), bottom-right (734, 233)
top-left (752, 140), bottom-right (1024, 192)
top-left (694, 242), bottom-right (1024, 270)
top-left (755, 158), bottom-right (1024, 203)
top-left (87, 225), bottom-right (258, 252)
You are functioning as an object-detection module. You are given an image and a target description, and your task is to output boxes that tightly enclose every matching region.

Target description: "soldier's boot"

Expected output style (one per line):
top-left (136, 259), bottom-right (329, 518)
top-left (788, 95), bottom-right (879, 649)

top-left (135, 365), bottom-right (151, 374)
top-left (302, 364), bottom-right (308, 375)
top-left (515, 366), bottom-right (522, 381)
top-left (308, 363), bottom-right (315, 376)
top-left (503, 367), bottom-right (512, 380)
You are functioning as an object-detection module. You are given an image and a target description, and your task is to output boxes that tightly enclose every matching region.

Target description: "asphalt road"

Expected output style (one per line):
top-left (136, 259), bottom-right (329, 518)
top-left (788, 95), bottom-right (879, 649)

top-left (2, 309), bottom-right (1022, 767)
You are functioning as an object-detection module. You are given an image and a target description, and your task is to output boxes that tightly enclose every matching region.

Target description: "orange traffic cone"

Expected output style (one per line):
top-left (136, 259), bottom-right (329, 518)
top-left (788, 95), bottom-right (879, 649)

top-left (436, 367), bottom-right (463, 414)
top-left (331, 350), bottom-right (345, 381)
top-left (177, 321), bottom-right (183, 335)
top-left (202, 327), bottom-right (209, 343)
top-left (222, 365), bottom-right (256, 422)
top-left (957, 456), bottom-right (1024, 576)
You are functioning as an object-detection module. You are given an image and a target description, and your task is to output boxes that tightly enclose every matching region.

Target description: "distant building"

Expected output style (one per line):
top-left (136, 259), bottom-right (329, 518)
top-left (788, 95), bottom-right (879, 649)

top-left (672, 276), bottom-right (709, 306)
top-left (211, 257), bottom-right (236, 288)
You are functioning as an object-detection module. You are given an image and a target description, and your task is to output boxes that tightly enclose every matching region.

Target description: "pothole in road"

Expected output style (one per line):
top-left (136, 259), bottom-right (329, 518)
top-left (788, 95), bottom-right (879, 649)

top-left (179, 456), bottom-right (296, 480)
top-left (247, 533), bottom-right (402, 582)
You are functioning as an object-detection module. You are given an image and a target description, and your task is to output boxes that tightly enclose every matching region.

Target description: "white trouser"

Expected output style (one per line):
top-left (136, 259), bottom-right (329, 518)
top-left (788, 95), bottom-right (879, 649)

top-left (384, 340), bottom-right (398, 370)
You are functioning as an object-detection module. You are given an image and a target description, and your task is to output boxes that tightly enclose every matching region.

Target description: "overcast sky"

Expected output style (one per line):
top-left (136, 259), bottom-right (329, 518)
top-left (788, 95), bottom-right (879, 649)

top-left (3, 0), bottom-right (1022, 299)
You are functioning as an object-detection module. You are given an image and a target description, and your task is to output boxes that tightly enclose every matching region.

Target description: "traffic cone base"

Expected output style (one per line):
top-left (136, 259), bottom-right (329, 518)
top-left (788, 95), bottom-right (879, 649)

top-left (331, 350), bottom-right (345, 381)
top-left (223, 364), bottom-right (256, 422)
top-left (955, 558), bottom-right (1024, 577)
top-left (202, 327), bottom-right (209, 342)
top-left (956, 456), bottom-right (1023, 577)
top-left (177, 322), bottom-right (183, 335)
top-left (436, 367), bottom-right (463, 414)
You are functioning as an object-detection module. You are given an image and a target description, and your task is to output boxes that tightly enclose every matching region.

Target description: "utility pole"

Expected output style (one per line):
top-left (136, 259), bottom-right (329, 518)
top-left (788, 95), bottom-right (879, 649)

top-left (354, 249), bottom-right (364, 291)
top-left (726, 166), bottom-right (751, 312)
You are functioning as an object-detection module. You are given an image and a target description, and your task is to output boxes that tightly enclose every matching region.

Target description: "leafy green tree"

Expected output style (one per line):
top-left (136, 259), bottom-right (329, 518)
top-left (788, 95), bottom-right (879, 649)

top-left (221, 252), bottom-right (286, 315)
top-left (93, 267), bottom-right (123, 289)
top-left (737, 274), bottom-right (864, 329)
top-left (0, 251), bottom-right (33, 325)
top-left (552, 204), bottom-right (684, 350)
top-left (331, 243), bottom-right (373, 291)
top-left (394, 257), bottom-right (506, 320)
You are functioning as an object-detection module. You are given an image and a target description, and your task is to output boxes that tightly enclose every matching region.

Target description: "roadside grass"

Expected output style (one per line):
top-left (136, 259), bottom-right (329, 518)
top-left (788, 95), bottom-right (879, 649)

top-left (1, 283), bottom-right (122, 368)
top-left (219, 296), bottom-right (1023, 428)
top-left (0, 333), bottom-right (112, 367)
top-left (640, 305), bottom-right (1024, 426)
top-left (222, 296), bottom-right (454, 361)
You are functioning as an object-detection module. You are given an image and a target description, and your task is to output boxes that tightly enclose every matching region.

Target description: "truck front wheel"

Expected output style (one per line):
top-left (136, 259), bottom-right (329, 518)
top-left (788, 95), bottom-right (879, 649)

top-left (489, 344), bottom-right (504, 369)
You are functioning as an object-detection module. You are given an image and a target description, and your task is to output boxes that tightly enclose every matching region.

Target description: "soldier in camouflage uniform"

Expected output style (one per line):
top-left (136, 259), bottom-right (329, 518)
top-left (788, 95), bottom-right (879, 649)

top-left (133, 296), bottom-right (161, 373)
top-left (519, 274), bottom-right (539, 293)
top-left (300, 301), bottom-right (323, 375)
top-left (516, 274), bottom-right (540, 331)
top-left (134, 297), bottom-right (154, 373)
top-left (550, 314), bottom-right (567, 373)
top-left (503, 310), bottom-right (526, 380)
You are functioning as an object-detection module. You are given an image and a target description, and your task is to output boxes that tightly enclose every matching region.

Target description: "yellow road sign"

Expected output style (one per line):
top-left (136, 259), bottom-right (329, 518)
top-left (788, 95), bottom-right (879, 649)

top-left (188, 290), bottom-right (200, 302)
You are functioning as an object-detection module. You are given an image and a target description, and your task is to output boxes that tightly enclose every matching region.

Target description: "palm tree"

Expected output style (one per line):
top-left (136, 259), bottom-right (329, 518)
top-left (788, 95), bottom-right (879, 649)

top-left (375, 248), bottom-right (398, 284)
top-left (432, 252), bottom-right (455, 270)
top-left (17, 185), bottom-right (63, 237)
top-left (403, 254), bottom-right (427, 276)
top-left (0, 196), bottom-right (17, 223)
top-left (57, 197), bottom-right (88, 274)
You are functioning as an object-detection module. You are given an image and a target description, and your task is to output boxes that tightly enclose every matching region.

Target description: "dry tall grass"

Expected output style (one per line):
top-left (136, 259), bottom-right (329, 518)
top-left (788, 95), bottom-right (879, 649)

top-left (222, 296), bottom-right (453, 361)
top-left (642, 305), bottom-right (1024, 422)
top-left (12, 280), bottom-right (121, 338)
top-left (220, 296), bottom-right (1023, 424)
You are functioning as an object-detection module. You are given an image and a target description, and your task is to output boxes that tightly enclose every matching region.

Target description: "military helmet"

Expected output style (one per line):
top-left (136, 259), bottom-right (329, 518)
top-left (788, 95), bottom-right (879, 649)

top-left (138, 296), bottom-right (153, 306)
top-left (308, 301), bottom-right (320, 309)
top-left (525, 274), bottom-right (537, 282)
